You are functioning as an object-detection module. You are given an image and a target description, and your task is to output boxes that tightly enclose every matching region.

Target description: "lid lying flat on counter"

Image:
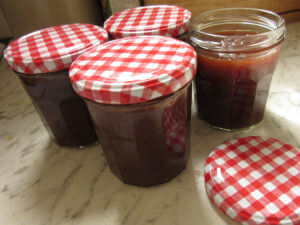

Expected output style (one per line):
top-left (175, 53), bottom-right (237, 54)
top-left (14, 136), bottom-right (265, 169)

top-left (204, 136), bottom-right (300, 225)
top-left (69, 35), bottom-right (197, 104)
top-left (104, 5), bottom-right (191, 39)
top-left (4, 24), bottom-right (108, 74)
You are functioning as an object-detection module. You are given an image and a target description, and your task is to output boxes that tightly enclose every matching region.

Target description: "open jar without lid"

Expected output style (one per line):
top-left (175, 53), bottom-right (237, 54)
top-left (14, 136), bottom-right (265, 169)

top-left (69, 35), bottom-right (197, 186)
top-left (189, 8), bottom-right (285, 130)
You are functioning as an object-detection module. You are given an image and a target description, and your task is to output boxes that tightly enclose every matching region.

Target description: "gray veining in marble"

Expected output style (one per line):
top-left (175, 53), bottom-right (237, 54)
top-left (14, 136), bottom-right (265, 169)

top-left (0, 22), bottom-right (299, 225)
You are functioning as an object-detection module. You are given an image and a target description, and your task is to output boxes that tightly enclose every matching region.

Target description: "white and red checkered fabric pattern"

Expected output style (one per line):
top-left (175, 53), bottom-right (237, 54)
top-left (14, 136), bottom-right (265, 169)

top-left (4, 24), bottom-right (108, 74)
top-left (204, 136), bottom-right (300, 225)
top-left (104, 5), bottom-right (191, 39)
top-left (69, 35), bottom-right (197, 104)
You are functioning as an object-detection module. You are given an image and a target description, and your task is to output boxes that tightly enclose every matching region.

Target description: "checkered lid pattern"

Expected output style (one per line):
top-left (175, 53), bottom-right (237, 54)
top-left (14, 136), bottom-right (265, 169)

top-left (104, 5), bottom-right (191, 39)
top-left (69, 35), bottom-right (197, 104)
top-left (204, 136), bottom-right (300, 225)
top-left (4, 24), bottom-right (108, 74)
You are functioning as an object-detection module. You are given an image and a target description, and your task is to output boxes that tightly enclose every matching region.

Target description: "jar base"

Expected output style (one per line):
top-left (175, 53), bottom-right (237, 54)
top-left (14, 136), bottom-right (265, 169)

top-left (112, 165), bottom-right (187, 187)
top-left (77, 141), bottom-right (99, 149)
top-left (199, 118), bottom-right (263, 132)
top-left (54, 140), bottom-right (99, 149)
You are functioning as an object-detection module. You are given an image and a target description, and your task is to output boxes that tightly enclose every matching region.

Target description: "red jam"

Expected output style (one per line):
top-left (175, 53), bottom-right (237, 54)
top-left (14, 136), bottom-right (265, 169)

top-left (84, 84), bottom-right (192, 186)
top-left (18, 70), bottom-right (98, 147)
top-left (195, 31), bottom-right (281, 130)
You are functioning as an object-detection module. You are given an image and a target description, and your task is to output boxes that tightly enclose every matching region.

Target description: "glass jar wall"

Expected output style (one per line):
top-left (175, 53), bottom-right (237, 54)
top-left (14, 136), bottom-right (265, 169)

top-left (18, 70), bottom-right (97, 147)
top-left (84, 84), bottom-right (192, 186)
top-left (189, 8), bottom-right (285, 130)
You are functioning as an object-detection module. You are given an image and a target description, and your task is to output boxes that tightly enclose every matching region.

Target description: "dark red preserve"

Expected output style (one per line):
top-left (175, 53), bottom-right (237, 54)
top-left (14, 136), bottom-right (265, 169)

top-left (4, 24), bottom-right (108, 147)
top-left (85, 85), bottom-right (192, 186)
top-left (18, 71), bottom-right (97, 147)
top-left (69, 36), bottom-right (197, 186)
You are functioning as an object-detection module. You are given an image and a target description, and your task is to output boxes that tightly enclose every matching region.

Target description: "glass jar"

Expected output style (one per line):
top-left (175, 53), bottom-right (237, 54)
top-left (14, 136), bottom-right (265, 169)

top-left (4, 24), bottom-right (108, 147)
top-left (84, 84), bottom-right (192, 186)
top-left (17, 70), bottom-right (97, 147)
top-left (189, 8), bottom-right (285, 130)
top-left (69, 36), bottom-right (197, 186)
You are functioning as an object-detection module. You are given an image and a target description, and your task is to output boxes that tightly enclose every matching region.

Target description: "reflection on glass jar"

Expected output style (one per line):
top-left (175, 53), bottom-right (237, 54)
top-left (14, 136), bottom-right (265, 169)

top-left (163, 89), bottom-right (191, 159)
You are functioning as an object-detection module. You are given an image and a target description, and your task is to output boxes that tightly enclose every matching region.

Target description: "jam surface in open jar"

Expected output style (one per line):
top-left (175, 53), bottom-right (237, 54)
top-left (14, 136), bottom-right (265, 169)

top-left (195, 31), bottom-right (281, 130)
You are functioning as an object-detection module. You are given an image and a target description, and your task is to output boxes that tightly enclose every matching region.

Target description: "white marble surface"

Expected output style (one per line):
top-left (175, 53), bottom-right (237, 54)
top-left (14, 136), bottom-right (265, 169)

top-left (0, 22), bottom-right (299, 225)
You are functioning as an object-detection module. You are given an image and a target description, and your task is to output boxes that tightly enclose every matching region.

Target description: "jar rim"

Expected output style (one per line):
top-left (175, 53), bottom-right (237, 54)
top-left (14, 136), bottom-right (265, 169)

top-left (189, 8), bottom-right (285, 52)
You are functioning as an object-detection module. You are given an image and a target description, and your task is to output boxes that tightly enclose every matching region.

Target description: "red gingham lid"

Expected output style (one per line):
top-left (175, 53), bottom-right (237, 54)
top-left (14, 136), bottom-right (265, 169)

top-left (103, 5), bottom-right (191, 39)
top-left (204, 136), bottom-right (300, 225)
top-left (69, 35), bottom-right (197, 104)
top-left (4, 24), bottom-right (108, 74)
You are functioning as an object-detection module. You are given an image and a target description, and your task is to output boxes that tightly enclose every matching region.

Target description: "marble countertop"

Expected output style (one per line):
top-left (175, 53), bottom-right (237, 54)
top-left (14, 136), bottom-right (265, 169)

top-left (0, 22), bottom-right (299, 225)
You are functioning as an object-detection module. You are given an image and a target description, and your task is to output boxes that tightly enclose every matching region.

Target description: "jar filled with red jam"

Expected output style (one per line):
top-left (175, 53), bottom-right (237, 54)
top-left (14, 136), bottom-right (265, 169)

top-left (189, 8), bottom-right (285, 130)
top-left (69, 36), bottom-right (197, 186)
top-left (4, 24), bottom-right (108, 147)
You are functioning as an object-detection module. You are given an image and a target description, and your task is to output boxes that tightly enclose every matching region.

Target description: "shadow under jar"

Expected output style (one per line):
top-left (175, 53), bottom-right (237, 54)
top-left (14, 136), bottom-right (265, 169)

top-left (189, 8), bottom-right (285, 131)
top-left (69, 36), bottom-right (197, 186)
top-left (4, 24), bottom-right (108, 147)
